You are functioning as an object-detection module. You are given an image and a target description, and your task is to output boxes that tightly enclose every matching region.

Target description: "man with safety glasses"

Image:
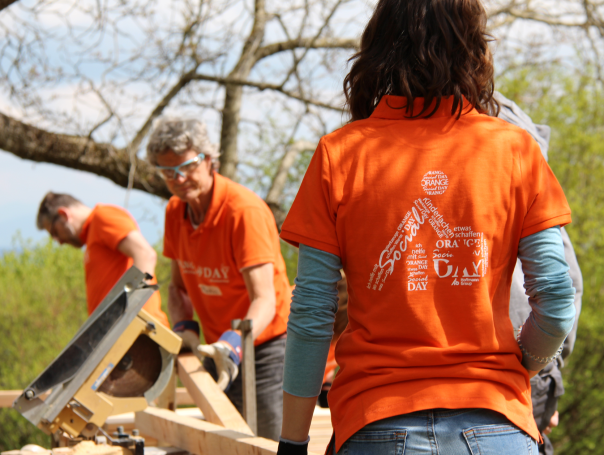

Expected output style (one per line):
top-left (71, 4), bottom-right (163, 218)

top-left (35, 191), bottom-right (169, 326)
top-left (147, 117), bottom-right (291, 441)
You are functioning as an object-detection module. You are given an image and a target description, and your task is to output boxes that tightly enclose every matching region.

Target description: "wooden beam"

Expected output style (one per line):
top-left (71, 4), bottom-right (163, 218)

top-left (135, 408), bottom-right (278, 455)
top-left (0, 390), bottom-right (20, 408)
top-left (175, 387), bottom-right (194, 406)
top-left (0, 390), bottom-right (51, 408)
top-left (176, 354), bottom-right (253, 434)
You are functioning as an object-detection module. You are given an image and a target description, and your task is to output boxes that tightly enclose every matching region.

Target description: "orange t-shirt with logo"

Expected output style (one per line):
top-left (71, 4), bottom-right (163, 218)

top-left (280, 96), bottom-right (571, 450)
top-left (163, 173), bottom-right (291, 346)
top-left (80, 205), bottom-right (169, 327)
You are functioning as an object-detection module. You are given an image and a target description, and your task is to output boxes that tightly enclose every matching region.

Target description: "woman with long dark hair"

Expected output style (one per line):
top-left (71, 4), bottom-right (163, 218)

top-left (277, 0), bottom-right (576, 454)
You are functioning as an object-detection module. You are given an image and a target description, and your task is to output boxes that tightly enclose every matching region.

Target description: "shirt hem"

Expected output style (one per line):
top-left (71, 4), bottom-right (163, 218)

top-left (238, 256), bottom-right (275, 270)
top-left (280, 230), bottom-right (341, 257)
top-left (521, 214), bottom-right (571, 238)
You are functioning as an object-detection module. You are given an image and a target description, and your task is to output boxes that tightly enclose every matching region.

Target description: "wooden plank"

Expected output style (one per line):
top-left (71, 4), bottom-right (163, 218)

top-left (175, 387), bottom-right (194, 406)
top-left (0, 390), bottom-right (20, 408)
top-left (135, 407), bottom-right (278, 455)
top-left (232, 319), bottom-right (257, 434)
top-left (176, 353), bottom-right (253, 435)
top-left (0, 390), bottom-right (50, 408)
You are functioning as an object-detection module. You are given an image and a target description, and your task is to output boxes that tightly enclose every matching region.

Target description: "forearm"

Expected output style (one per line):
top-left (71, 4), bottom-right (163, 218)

top-left (117, 231), bottom-right (158, 277)
top-left (281, 392), bottom-right (318, 443)
top-left (168, 282), bottom-right (194, 324)
top-left (518, 227), bottom-right (576, 372)
top-left (244, 294), bottom-right (276, 340)
top-left (131, 250), bottom-right (157, 278)
top-left (241, 262), bottom-right (277, 340)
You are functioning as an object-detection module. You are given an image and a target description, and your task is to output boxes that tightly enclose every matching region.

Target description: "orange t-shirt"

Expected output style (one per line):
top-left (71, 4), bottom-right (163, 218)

top-left (163, 173), bottom-right (291, 346)
top-left (80, 205), bottom-right (168, 327)
top-left (280, 95), bottom-right (571, 450)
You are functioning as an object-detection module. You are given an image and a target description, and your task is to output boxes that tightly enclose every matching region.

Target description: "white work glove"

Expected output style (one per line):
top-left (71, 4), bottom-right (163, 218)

top-left (198, 329), bottom-right (242, 391)
top-left (197, 342), bottom-right (240, 391)
top-left (173, 322), bottom-right (242, 391)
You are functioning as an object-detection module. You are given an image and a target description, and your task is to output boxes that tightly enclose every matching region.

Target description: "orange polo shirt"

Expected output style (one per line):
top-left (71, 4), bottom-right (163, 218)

top-left (280, 95), bottom-right (571, 450)
top-left (80, 205), bottom-right (168, 326)
top-left (163, 173), bottom-right (291, 346)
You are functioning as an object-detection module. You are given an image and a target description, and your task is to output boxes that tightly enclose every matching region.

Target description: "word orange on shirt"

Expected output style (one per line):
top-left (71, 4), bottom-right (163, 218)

top-left (80, 205), bottom-right (168, 327)
top-left (163, 173), bottom-right (291, 346)
top-left (281, 95), bottom-right (571, 451)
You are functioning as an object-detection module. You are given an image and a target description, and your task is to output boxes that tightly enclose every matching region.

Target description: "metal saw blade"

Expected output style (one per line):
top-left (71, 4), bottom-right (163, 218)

top-left (98, 334), bottom-right (162, 397)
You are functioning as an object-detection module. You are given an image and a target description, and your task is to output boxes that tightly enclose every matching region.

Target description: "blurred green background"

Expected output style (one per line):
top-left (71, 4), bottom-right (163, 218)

top-left (1, 66), bottom-right (603, 454)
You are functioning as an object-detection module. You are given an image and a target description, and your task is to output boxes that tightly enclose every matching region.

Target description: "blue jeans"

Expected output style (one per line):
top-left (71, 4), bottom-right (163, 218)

top-left (336, 409), bottom-right (538, 455)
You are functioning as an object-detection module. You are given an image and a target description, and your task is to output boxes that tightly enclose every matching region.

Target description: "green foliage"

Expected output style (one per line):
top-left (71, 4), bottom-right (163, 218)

top-left (0, 235), bottom-right (87, 451)
top-left (280, 240), bottom-right (299, 285)
top-left (498, 69), bottom-right (604, 454)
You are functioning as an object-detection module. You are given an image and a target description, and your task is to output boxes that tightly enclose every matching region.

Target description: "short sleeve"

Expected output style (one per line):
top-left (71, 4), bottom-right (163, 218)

top-left (163, 197), bottom-right (181, 260)
top-left (231, 206), bottom-right (277, 270)
top-left (280, 139), bottom-right (340, 257)
top-left (520, 137), bottom-right (571, 238)
top-left (94, 206), bottom-right (138, 250)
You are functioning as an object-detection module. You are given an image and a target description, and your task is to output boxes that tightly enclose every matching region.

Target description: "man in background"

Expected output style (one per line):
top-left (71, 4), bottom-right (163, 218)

top-left (496, 93), bottom-right (583, 455)
top-left (36, 192), bottom-right (169, 326)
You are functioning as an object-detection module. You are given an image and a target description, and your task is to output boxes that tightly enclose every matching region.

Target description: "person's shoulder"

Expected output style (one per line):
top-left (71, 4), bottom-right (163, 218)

top-left (165, 196), bottom-right (185, 215)
top-left (320, 120), bottom-right (373, 147)
top-left (471, 112), bottom-right (538, 148)
top-left (92, 204), bottom-right (134, 223)
top-left (222, 177), bottom-right (272, 216)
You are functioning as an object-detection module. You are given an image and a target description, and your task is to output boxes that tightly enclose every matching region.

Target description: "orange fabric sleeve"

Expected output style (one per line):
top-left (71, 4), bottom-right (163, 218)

top-left (231, 206), bottom-right (278, 270)
top-left (93, 205), bottom-right (138, 250)
top-left (280, 140), bottom-right (341, 257)
top-left (163, 198), bottom-right (180, 260)
top-left (520, 136), bottom-right (572, 238)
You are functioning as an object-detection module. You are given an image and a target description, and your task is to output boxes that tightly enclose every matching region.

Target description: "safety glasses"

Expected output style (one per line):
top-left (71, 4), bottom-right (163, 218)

top-left (156, 152), bottom-right (206, 180)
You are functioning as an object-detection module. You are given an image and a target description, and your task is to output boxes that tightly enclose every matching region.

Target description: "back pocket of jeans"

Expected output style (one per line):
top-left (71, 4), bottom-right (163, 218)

top-left (463, 424), bottom-right (535, 455)
top-left (341, 429), bottom-right (407, 455)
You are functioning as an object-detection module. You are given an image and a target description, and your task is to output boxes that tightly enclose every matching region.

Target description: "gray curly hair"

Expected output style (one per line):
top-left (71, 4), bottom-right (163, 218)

top-left (147, 117), bottom-right (220, 168)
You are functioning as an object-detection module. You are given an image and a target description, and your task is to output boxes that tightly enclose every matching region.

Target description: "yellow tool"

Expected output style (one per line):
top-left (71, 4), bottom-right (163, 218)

top-left (14, 267), bottom-right (181, 443)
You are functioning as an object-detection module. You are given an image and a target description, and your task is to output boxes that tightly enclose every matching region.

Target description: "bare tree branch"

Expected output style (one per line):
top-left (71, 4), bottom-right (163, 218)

top-left (191, 73), bottom-right (343, 111)
top-left (0, 111), bottom-right (171, 199)
top-left (0, 0), bottom-right (18, 12)
top-left (129, 67), bottom-right (200, 152)
top-left (255, 37), bottom-right (359, 62)
top-left (266, 139), bottom-right (316, 205)
top-left (489, 7), bottom-right (602, 28)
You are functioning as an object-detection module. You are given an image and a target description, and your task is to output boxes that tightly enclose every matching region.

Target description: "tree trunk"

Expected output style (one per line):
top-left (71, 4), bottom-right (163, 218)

top-left (219, 84), bottom-right (243, 179)
top-left (217, 0), bottom-right (266, 180)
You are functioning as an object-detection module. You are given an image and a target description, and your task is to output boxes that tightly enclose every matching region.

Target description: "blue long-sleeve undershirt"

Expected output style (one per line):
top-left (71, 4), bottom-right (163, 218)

top-left (283, 227), bottom-right (577, 398)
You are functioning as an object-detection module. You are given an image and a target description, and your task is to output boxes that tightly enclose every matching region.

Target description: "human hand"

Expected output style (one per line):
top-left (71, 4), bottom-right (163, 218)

top-left (173, 320), bottom-right (202, 353)
top-left (197, 330), bottom-right (242, 391)
top-left (543, 410), bottom-right (559, 436)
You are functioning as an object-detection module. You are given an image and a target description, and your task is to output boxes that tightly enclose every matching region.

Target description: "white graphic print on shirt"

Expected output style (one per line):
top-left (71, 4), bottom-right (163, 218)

top-left (178, 259), bottom-right (231, 283)
top-left (367, 172), bottom-right (489, 291)
top-left (421, 170), bottom-right (449, 195)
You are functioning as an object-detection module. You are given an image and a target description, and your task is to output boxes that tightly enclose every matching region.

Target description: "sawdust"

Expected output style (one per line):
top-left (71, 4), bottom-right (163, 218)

top-left (71, 441), bottom-right (132, 455)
